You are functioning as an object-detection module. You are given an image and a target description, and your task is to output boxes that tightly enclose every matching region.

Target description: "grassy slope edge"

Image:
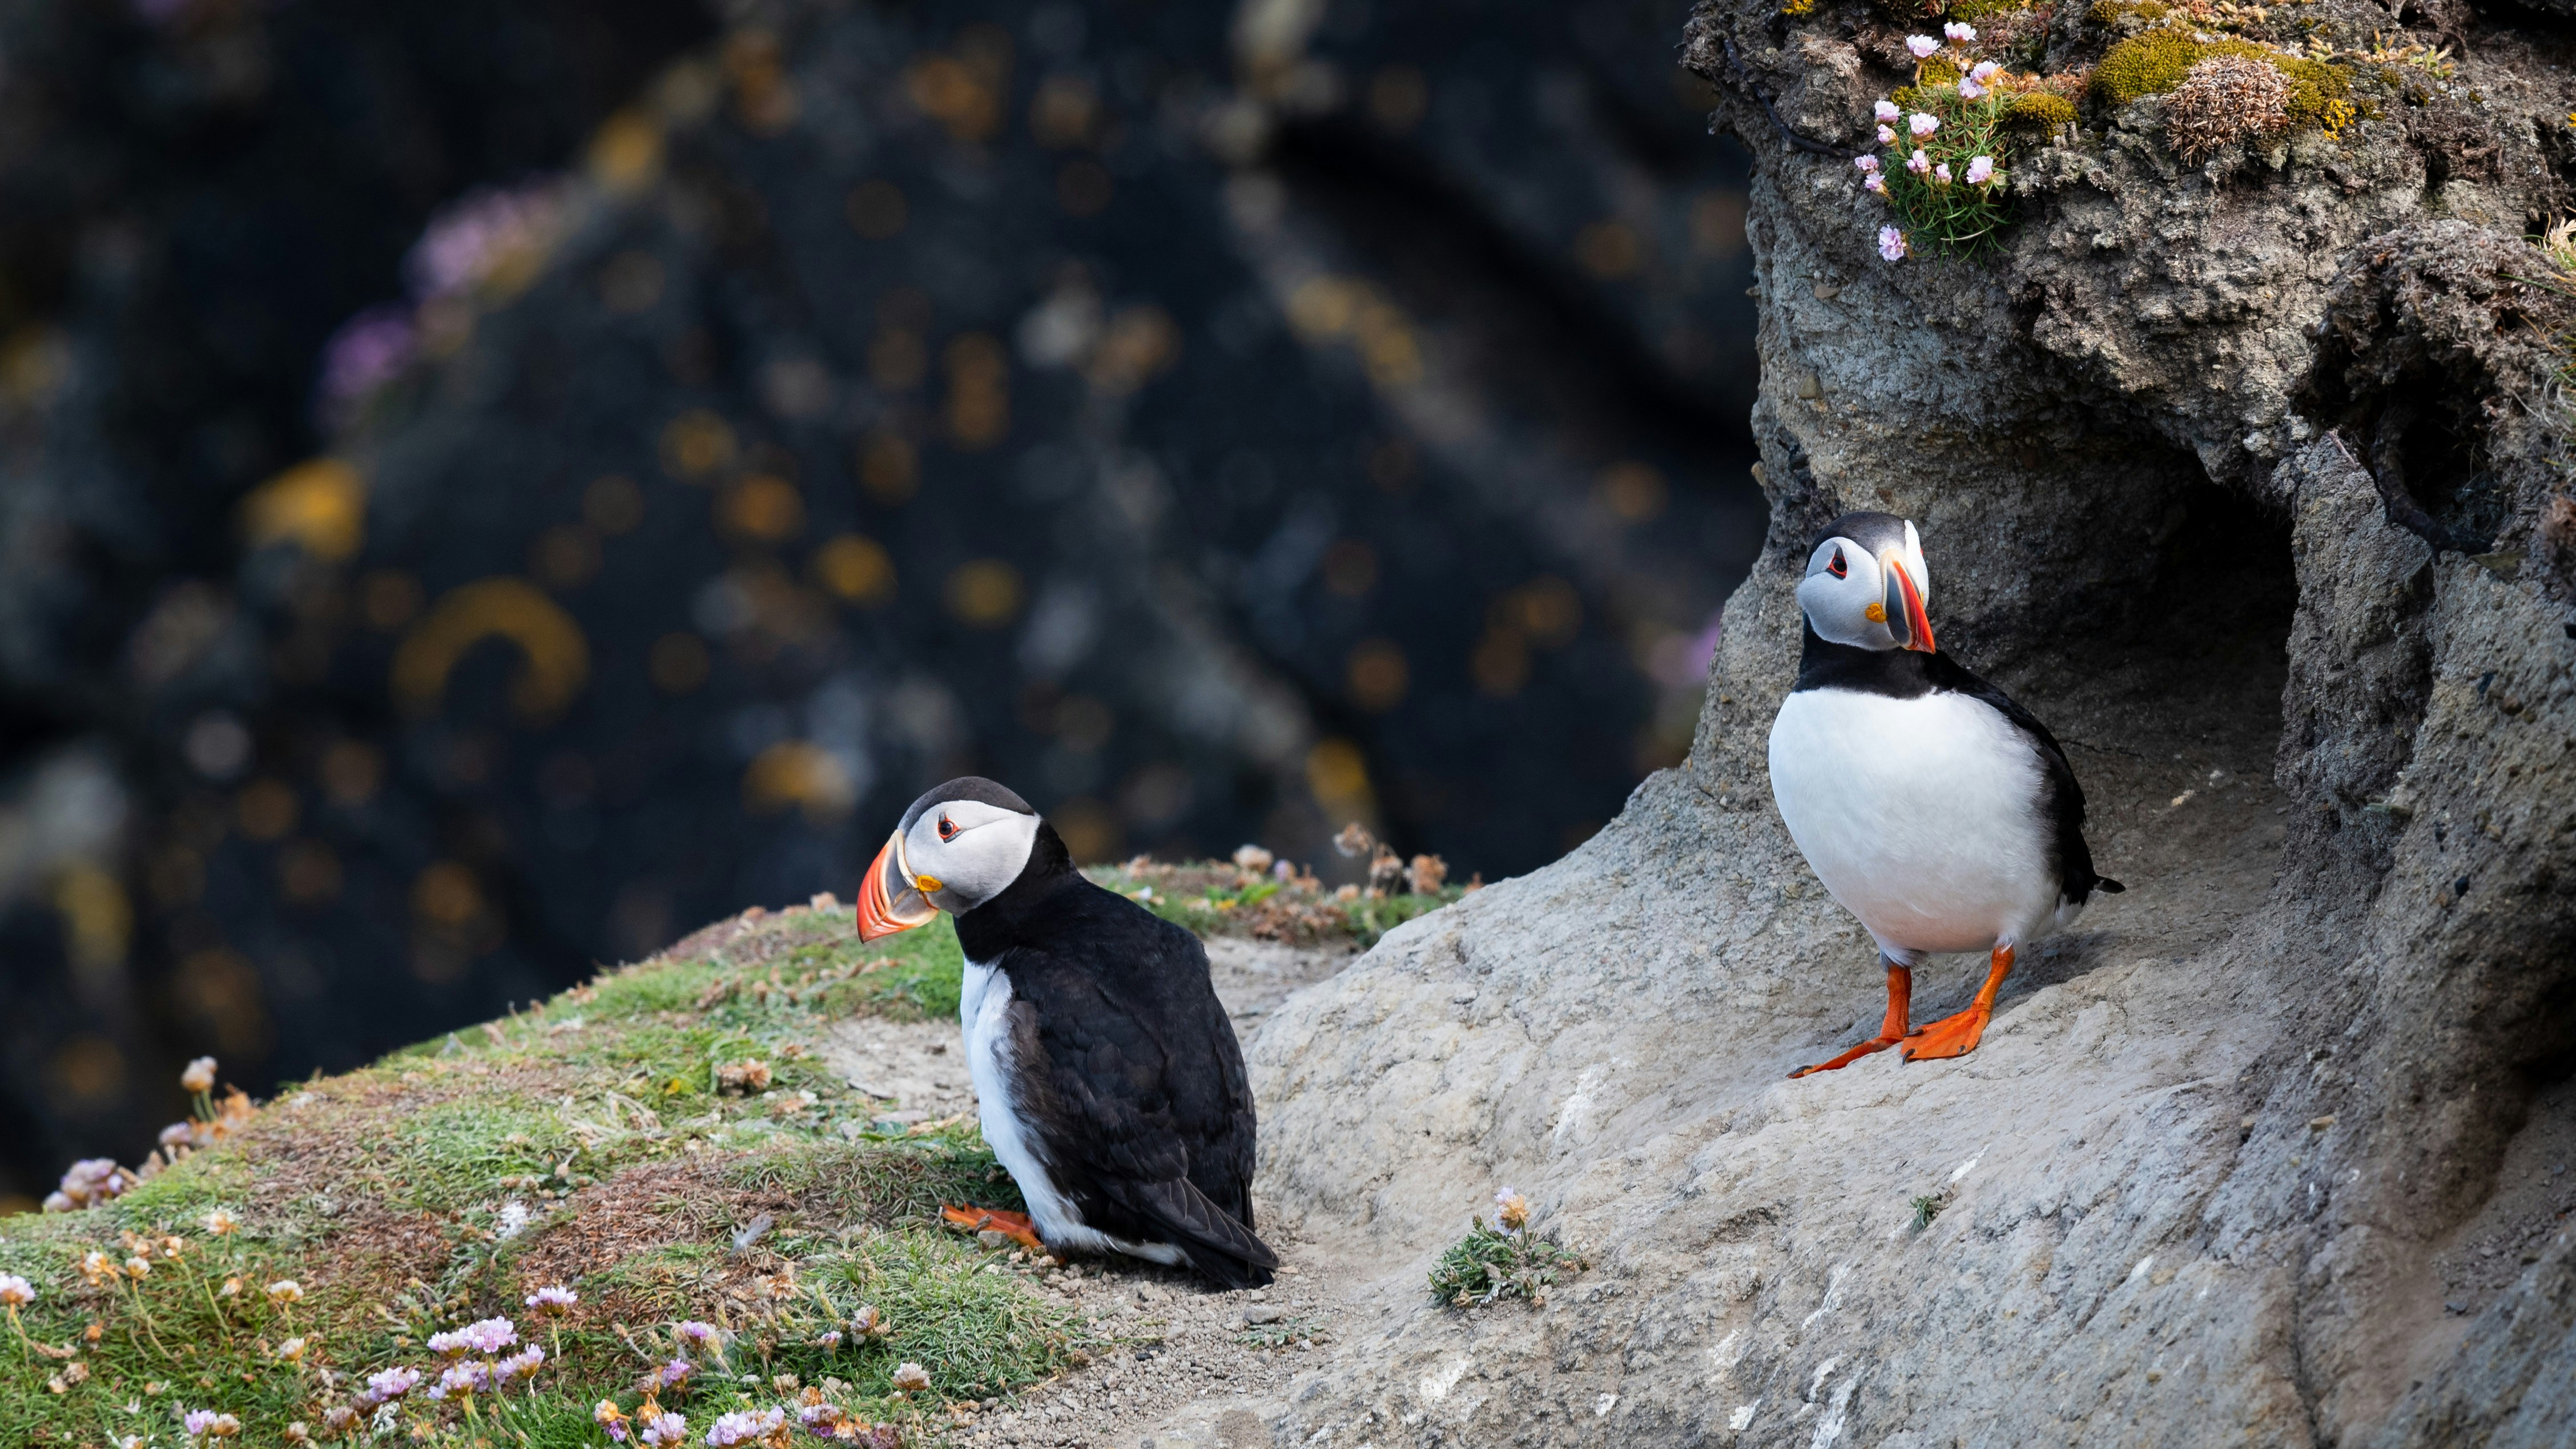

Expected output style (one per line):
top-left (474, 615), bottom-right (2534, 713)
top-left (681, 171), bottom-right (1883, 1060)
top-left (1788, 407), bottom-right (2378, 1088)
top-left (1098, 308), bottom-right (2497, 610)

top-left (0, 866), bottom-right (1460, 1447)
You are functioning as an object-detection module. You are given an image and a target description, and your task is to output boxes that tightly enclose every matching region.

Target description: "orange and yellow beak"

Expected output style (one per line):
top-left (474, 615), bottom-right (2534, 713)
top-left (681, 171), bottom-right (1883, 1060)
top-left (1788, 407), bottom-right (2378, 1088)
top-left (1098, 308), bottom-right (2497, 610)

top-left (856, 829), bottom-right (941, 941)
top-left (1882, 551), bottom-right (1935, 654)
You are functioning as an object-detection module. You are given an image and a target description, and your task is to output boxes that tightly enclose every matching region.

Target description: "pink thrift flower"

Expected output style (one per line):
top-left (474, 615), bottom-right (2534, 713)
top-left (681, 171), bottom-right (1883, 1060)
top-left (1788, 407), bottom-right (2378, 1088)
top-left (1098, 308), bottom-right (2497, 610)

top-left (1934, 162), bottom-right (1954, 184)
top-left (1906, 34), bottom-right (1939, 58)
top-left (1875, 99), bottom-right (1901, 123)
top-left (1878, 124), bottom-right (1897, 145)
top-left (1854, 155), bottom-right (1880, 172)
top-left (1863, 174), bottom-right (1887, 194)
top-left (367, 1367), bottom-right (421, 1402)
top-left (1906, 150), bottom-right (1932, 175)
top-left (1966, 155), bottom-right (1996, 184)
top-left (460, 1317), bottom-right (518, 1355)
top-left (1878, 227), bottom-right (1909, 262)
top-left (1958, 77), bottom-right (1987, 99)
top-left (1944, 21), bottom-right (1977, 41)
top-left (1909, 112), bottom-right (1938, 137)
top-left (1970, 61), bottom-right (2003, 83)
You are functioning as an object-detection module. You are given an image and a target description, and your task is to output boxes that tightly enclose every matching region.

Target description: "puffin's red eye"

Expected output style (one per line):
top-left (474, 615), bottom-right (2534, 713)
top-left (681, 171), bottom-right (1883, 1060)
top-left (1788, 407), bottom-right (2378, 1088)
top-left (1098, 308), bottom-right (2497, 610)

top-left (937, 815), bottom-right (956, 841)
top-left (1827, 549), bottom-right (1848, 579)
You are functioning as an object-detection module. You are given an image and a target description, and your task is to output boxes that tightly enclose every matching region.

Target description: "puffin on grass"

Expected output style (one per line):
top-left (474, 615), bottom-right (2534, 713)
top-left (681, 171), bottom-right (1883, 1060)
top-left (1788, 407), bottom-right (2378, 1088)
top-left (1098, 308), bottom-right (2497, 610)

top-left (855, 777), bottom-right (1277, 1288)
top-left (1766, 512), bottom-right (2123, 1078)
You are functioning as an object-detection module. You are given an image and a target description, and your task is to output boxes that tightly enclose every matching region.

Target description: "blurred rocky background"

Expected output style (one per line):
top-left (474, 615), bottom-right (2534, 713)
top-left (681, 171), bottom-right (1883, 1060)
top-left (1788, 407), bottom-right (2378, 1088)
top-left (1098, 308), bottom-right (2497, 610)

top-left (0, 0), bottom-right (1762, 1206)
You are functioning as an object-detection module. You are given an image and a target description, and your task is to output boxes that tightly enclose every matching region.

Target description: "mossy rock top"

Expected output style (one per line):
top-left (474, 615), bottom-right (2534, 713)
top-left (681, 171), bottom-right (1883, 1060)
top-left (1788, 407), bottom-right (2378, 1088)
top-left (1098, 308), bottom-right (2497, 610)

top-left (2092, 27), bottom-right (2354, 129)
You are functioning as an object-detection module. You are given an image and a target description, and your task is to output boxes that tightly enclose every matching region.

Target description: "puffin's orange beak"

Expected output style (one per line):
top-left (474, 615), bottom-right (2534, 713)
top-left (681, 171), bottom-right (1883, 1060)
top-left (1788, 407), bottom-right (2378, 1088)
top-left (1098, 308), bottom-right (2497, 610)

top-left (1882, 552), bottom-right (1935, 654)
top-left (856, 830), bottom-right (939, 941)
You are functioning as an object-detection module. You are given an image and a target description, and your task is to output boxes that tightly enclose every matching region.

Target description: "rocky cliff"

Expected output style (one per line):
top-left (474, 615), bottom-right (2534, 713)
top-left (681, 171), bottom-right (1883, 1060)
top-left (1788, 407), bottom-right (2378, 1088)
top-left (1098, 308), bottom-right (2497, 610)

top-left (1233, 0), bottom-right (2576, 1443)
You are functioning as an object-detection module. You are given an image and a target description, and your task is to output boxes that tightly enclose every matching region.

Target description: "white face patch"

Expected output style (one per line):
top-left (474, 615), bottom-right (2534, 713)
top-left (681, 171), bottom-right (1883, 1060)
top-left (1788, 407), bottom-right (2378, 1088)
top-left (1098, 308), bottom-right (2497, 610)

top-left (1796, 525), bottom-right (1932, 651)
top-left (902, 799), bottom-right (1040, 913)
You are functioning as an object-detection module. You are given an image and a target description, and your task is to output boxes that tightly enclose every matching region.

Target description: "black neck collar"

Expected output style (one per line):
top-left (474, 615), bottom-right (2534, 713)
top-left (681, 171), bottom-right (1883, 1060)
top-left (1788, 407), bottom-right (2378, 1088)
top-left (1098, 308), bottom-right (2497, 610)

top-left (952, 821), bottom-right (1085, 958)
top-left (1793, 619), bottom-right (1938, 698)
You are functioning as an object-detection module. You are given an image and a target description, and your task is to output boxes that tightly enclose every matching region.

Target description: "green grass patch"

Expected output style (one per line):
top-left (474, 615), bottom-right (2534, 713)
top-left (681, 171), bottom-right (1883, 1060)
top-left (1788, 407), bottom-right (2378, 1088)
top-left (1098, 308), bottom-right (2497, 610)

top-left (7, 864), bottom-right (1394, 1443)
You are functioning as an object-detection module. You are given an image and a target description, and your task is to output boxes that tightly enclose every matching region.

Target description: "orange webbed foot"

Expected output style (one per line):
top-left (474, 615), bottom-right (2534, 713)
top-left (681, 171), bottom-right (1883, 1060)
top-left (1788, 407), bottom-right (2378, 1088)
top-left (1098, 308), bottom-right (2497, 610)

top-left (1899, 1005), bottom-right (1991, 1061)
top-left (941, 1206), bottom-right (1044, 1251)
top-left (1899, 944), bottom-right (2014, 1063)
top-left (1788, 1035), bottom-right (1906, 1078)
top-left (1789, 959), bottom-right (1917, 1080)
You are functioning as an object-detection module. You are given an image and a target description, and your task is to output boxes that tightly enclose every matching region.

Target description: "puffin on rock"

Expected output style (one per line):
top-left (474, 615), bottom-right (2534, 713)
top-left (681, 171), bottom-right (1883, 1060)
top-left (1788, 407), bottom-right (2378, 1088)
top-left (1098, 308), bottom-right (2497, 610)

top-left (855, 778), bottom-right (1277, 1288)
top-left (1766, 512), bottom-right (2122, 1078)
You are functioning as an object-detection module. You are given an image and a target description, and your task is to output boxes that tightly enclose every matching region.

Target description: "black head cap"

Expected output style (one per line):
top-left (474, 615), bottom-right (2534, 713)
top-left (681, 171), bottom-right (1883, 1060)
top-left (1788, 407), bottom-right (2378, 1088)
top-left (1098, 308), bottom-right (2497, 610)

top-left (896, 776), bottom-right (1036, 834)
top-left (1809, 511), bottom-right (1914, 557)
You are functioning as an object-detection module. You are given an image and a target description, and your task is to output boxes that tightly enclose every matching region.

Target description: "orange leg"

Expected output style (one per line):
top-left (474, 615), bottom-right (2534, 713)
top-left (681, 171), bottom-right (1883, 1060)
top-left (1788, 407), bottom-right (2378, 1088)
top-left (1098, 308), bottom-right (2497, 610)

top-left (941, 1205), bottom-right (1044, 1251)
top-left (1789, 960), bottom-right (1914, 1078)
top-left (1903, 945), bottom-right (2014, 1062)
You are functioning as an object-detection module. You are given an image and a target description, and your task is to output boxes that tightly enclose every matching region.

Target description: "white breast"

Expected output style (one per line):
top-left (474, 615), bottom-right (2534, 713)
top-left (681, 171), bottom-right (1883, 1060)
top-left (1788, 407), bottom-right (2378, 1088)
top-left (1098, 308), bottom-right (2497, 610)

top-left (957, 959), bottom-right (1184, 1266)
top-left (1767, 687), bottom-right (2067, 958)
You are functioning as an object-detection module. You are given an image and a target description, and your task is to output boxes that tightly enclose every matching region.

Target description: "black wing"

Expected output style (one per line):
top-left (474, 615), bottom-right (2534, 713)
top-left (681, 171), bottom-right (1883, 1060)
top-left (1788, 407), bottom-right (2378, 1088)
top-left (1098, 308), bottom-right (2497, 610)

top-left (1925, 651), bottom-right (2124, 901)
top-left (1000, 885), bottom-right (1275, 1286)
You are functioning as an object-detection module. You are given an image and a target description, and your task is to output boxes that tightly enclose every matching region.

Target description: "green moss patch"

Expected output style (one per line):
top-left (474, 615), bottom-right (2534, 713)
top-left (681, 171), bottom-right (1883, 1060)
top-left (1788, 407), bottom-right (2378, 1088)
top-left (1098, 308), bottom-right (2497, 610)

top-left (2092, 29), bottom-right (2355, 134)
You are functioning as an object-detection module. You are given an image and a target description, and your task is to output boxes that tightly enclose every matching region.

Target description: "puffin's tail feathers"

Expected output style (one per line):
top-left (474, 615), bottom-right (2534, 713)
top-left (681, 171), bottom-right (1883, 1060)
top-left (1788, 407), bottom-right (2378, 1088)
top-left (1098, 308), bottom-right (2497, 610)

top-left (1115, 1177), bottom-right (1278, 1289)
top-left (2094, 876), bottom-right (2126, 895)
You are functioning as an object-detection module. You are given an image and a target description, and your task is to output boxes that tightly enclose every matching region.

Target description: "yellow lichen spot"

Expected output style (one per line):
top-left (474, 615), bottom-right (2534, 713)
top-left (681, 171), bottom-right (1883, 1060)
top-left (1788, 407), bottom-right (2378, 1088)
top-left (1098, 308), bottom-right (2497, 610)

top-left (743, 740), bottom-right (856, 822)
top-left (811, 535), bottom-right (895, 605)
top-left (1030, 74), bottom-right (1098, 148)
top-left (1502, 577), bottom-right (1583, 648)
top-left (1305, 738), bottom-right (1374, 818)
top-left (243, 458), bottom-right (365, 562)
top-left (587, 110), bottom-right (665, 195)
top-left (1346, 639), bottom-right (1409, 711)
top-left (944, 333), bottom-right (1011, 449)
top-left (1084, 306), bottom-right (1181, 395)
top-left (53, 863), bottom-right (131, 972)
top-left (1780, 0), bottom-right (1816, 15)
top-left (904, 26), bottom-right (1012, 144)
top-left (412, 862), bottom-right (484, 927)
top-left (236, 779), bottom-right (298, 842)
top-left (660, 410), bottom-right (737, 480)
top-left (1350, 297), bottom-right (1423, 388)
top-left (1595, 462), bottom-right (1668, 522)
top-left (719, 475), bottom-right (805, 541)
top-left (944, 559), bottom-right (1023, 626)
top-left (858, 431), bottom-right (918, 502)
top-left (391, 578), bottom-right (591, 721)
top-left (1286, 277), bottom-right (1363, 339)
top-left (1049, 798), bottom-right (1120, 863)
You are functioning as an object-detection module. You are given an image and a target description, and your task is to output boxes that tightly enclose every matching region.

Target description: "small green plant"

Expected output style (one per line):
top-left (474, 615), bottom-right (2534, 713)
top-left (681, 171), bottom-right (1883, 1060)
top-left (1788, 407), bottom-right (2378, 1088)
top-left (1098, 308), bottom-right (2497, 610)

top-left (1910, 1193), bottom-right (1946, 1231)
top-left (1854, 23), bottom-right (2024, 260)
top-left (1428, 1189), bottom-right (1587, 1309)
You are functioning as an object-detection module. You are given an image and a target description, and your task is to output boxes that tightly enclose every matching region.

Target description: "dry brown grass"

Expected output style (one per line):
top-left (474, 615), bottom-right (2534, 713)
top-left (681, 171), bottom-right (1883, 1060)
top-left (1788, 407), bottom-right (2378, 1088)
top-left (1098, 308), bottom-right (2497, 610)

top-left (2164, 53), bottom-right (2292, 161)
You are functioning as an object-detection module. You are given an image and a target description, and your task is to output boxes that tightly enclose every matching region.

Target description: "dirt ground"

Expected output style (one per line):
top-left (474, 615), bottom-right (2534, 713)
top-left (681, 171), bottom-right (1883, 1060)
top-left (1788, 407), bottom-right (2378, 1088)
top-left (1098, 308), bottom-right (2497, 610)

top-left (814, 935), bottom-right (1370, 1448)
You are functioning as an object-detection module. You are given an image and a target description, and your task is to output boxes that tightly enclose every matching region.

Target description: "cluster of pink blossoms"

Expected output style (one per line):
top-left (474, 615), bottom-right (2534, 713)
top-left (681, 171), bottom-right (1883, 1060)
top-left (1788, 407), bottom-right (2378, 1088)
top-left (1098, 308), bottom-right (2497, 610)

top-left (1851, 23), bottom-right (2008, 263)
